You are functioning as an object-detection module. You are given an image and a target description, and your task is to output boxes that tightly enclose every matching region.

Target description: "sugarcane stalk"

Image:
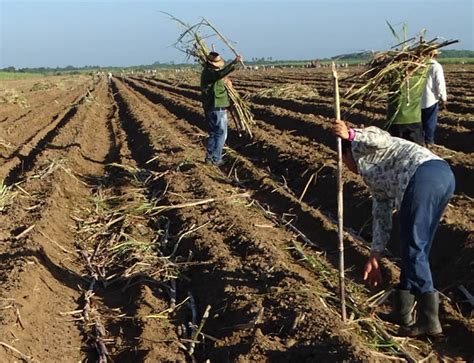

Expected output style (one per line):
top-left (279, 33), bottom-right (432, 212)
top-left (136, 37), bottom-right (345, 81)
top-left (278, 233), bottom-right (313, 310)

top-left (202, 18), bottom-right (245, 67)
top-left (167, 13), bottom-right (254, 136)
top-left (331, 62), bottom-right (347, 323)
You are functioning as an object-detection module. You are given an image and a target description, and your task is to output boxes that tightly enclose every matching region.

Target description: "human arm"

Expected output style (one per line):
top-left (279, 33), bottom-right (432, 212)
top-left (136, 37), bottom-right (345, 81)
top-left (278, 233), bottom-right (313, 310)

top-left (205, 55), bottom-right (243, 83)
top-left (333, 120), bottom-right (393, 149)
top-left (433, 62), bottom-right (447, 111)
top-left (371, 196), bottom-right (393, 253)
top-left (434, 62), bottom-right (447, 103)
top-left (333, 120), bottom-right (394, 252)
top-left (224, 77), bottom-right (233, 87)
top-left (362, 197), bottom-right (393, 287)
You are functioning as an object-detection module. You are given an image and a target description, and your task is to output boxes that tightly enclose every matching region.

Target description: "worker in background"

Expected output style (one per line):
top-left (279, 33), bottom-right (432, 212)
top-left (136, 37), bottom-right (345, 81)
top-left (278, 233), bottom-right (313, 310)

top-left (422, 50), bottom-right (447, 146)
top-left (200, 52), bottom-right (242, 166)
top-left (386, 68), bottom-right (428, 145)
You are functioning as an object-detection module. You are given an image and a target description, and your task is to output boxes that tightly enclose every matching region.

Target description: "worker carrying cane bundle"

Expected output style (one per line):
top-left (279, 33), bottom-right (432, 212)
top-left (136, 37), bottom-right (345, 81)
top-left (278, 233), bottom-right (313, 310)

top-left (332, 120), bottom-right (455, 337)
top-left (201, 52), bottom-right (243, 166)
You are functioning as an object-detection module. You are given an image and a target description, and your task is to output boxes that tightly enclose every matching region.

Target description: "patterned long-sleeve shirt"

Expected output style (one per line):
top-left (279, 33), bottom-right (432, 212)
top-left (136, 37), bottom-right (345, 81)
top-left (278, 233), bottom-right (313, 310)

top-left (351, 127), bottom-right (442, 252)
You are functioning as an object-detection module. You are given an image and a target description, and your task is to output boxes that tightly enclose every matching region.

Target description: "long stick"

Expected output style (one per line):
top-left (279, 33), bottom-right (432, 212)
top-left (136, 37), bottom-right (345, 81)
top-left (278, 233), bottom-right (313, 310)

top-left (202, 18), bottom-right (245, 67)
top-left (331, 62), bottom-right (347, 322)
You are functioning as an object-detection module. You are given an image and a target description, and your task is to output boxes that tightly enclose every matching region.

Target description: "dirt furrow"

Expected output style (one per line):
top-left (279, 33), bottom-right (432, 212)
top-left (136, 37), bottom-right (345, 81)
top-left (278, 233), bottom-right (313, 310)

top-left (0, 87), bottom-right (94, 184)
top-left (0, 80), bottom-right (115, 362)
top-left (115, 78), bottom-right (473, 361)
top-left (2, 68), bottom-right (471, 361)
top-left (0, 79), bottom-right (93, 155)
top-left (139, 77), bottom-right (474, 202)
top-left (156, 76), bottom-right (474, 153)
top-left (125, 77), bottom-right (473, 284)
top-left (112, 79), bottom-right (387, 361)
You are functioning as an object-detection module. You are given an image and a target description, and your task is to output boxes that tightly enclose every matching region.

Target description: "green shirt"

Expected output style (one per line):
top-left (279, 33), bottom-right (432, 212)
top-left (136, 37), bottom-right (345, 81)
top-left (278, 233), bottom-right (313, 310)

top-left (386, 69), bottom-right (428, 126)
top-left (201, 62), bottom-right (236, 110)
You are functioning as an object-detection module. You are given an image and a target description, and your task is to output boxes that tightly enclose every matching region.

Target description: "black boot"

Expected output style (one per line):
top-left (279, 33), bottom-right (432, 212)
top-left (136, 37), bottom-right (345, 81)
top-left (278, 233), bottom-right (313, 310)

top-left (379, 289), bottom-right (415, 327)
top-left (398, 291), bottom-right (442, 337)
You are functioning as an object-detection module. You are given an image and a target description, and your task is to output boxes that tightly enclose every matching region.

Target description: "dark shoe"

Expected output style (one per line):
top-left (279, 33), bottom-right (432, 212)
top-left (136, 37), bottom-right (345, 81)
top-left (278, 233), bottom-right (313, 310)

top-left (398, 291), bottom-right (442, 337)
top-left (378, 289), bottom-right (415, 327)
top-left (204, 158), bottom-right (224, 168)
top-left (214, 159), bottom-right (225, 167)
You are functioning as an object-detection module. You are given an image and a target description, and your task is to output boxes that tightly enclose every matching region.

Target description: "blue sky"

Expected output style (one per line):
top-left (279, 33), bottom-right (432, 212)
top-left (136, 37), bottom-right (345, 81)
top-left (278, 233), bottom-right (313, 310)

top-left (0, 0), bottom-right (473, 68)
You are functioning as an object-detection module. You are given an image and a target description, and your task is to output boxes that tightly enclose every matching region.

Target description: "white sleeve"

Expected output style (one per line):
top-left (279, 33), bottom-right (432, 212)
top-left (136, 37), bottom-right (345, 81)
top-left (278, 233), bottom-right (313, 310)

top-left (434, 63), bottom-right (447, 101)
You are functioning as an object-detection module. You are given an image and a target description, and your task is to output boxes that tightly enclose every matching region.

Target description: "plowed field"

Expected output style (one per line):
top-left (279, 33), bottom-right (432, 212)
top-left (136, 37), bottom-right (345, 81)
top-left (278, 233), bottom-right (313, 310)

top-left (0, 66), bottom-right (472, 362)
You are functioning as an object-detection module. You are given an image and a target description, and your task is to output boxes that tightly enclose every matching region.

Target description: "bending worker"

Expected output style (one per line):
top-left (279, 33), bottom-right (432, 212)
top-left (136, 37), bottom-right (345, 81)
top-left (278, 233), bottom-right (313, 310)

top-left (333, 120), bottom-right (455, 337)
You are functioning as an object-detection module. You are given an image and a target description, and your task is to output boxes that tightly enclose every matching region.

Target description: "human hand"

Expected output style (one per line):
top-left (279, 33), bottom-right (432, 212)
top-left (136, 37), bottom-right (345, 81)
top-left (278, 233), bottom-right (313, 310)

top-left (235, 55), bottom-right (243, 64)
top-left (363, 252), bottom-right (382, 287)
top-left (439, 100), bottom-right (447, 111)
top-left (332, 120), bottom-right (350, 140)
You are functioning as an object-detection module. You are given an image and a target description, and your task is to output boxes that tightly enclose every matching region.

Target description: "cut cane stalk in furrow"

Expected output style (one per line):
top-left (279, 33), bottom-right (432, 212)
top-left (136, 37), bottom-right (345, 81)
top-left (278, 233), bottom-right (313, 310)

top-left (123, 77), bottom-right (472, 280)
top-left (111, 79), bottom-right (428, 360)
top-left (117, 77), bottom-right (474, 360)
top-left (0, 81), bottom-right (113, 362)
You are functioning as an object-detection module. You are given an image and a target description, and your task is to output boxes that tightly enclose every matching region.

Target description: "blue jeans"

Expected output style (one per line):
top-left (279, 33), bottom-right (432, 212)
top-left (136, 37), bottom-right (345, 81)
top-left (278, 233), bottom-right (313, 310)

top-left (206, 109), bottom-right (228, 163)
top-left (399, 160), bottom-right (455, 294)
top-left (422, 102), bottom-right (439, 144)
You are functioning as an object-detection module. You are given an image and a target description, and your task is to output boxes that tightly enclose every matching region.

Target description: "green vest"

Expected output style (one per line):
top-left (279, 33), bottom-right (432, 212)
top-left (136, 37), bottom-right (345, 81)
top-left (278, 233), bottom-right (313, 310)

top-left (201, 62), bottom-right (236, 110)
top-left (386, 68), bottom-right (428, 126)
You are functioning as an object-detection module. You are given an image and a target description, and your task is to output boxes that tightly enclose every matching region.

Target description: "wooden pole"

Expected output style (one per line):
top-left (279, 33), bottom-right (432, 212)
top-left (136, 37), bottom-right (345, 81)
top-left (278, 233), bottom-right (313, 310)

top-left (331, 62), bottom-right (347, 322)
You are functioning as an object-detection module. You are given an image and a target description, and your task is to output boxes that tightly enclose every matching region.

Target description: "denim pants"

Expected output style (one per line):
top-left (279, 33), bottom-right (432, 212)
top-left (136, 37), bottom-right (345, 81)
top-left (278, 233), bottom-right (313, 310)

top-left (399, 160), bottom-right (455, 294)
top-left (205, 108), bottom-right (228, 163)
top-left (422, 102), bottom-right (439, 144)
top-left (388, 123), bottom-right (425, 146)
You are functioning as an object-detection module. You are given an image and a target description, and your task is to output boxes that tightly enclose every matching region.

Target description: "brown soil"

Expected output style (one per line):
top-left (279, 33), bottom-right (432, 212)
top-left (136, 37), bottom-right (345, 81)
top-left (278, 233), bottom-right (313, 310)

top-left (0, 67), bottom-right (472, 362)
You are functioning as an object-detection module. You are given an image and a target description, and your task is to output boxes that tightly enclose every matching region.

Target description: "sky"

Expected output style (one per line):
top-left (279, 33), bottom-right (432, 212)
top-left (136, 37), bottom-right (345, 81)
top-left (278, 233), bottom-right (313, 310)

top-left (0, 0), bottom-right (473, 68)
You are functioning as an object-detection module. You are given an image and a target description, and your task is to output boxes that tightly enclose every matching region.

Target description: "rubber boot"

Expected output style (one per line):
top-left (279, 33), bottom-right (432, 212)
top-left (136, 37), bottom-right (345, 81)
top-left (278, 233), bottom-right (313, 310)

top-left (398, 291), bottom-right (442, 337)
top-left (378, 289), bottom-right (415, 327)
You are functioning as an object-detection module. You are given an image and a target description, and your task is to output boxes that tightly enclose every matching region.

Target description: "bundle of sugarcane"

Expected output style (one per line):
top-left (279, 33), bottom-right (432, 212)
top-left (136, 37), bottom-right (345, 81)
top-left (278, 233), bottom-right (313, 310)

top-left (346, 23), bottom-right (458, 111)
top-left (165, 13), bottom-right (255, 137)
top-left (258, 83), bottom-right (319, 100)
top-left (225, 82), bottom-right (254, 136)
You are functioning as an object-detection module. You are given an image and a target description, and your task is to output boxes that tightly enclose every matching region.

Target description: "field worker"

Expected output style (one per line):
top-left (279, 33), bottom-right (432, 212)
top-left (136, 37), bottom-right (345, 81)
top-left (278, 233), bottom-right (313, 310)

top-left (422, 50), bottom-right (447, 146)
top-left (332, 120), bottom-right (455, 337)
top-left (385, 68), bottom-right (428, 145)
top-left (201, 52), bottom-right (242, 166)
top-left (107, 72), bottom-right (113, 84)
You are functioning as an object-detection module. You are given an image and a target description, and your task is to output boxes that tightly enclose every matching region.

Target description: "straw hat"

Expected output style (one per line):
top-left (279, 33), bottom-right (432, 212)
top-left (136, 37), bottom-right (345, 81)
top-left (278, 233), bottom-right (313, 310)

top-left (206, 52), bottom-right (225, 69)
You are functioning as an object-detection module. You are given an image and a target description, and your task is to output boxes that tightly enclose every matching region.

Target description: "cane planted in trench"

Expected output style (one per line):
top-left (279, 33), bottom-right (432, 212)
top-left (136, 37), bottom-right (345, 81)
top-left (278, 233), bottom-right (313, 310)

top-left (332, 62), bottom-right (347, 322)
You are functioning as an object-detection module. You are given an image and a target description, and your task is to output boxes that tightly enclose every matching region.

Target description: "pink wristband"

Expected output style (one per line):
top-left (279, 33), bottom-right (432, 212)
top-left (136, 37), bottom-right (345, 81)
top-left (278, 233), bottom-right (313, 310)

top-left (348, 128), bottom-right (356, 141)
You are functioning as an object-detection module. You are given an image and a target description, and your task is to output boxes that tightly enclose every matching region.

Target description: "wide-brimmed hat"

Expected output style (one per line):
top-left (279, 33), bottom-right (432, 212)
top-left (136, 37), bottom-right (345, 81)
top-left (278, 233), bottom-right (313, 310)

top-left (206, 52), bottom-right (225, 68)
